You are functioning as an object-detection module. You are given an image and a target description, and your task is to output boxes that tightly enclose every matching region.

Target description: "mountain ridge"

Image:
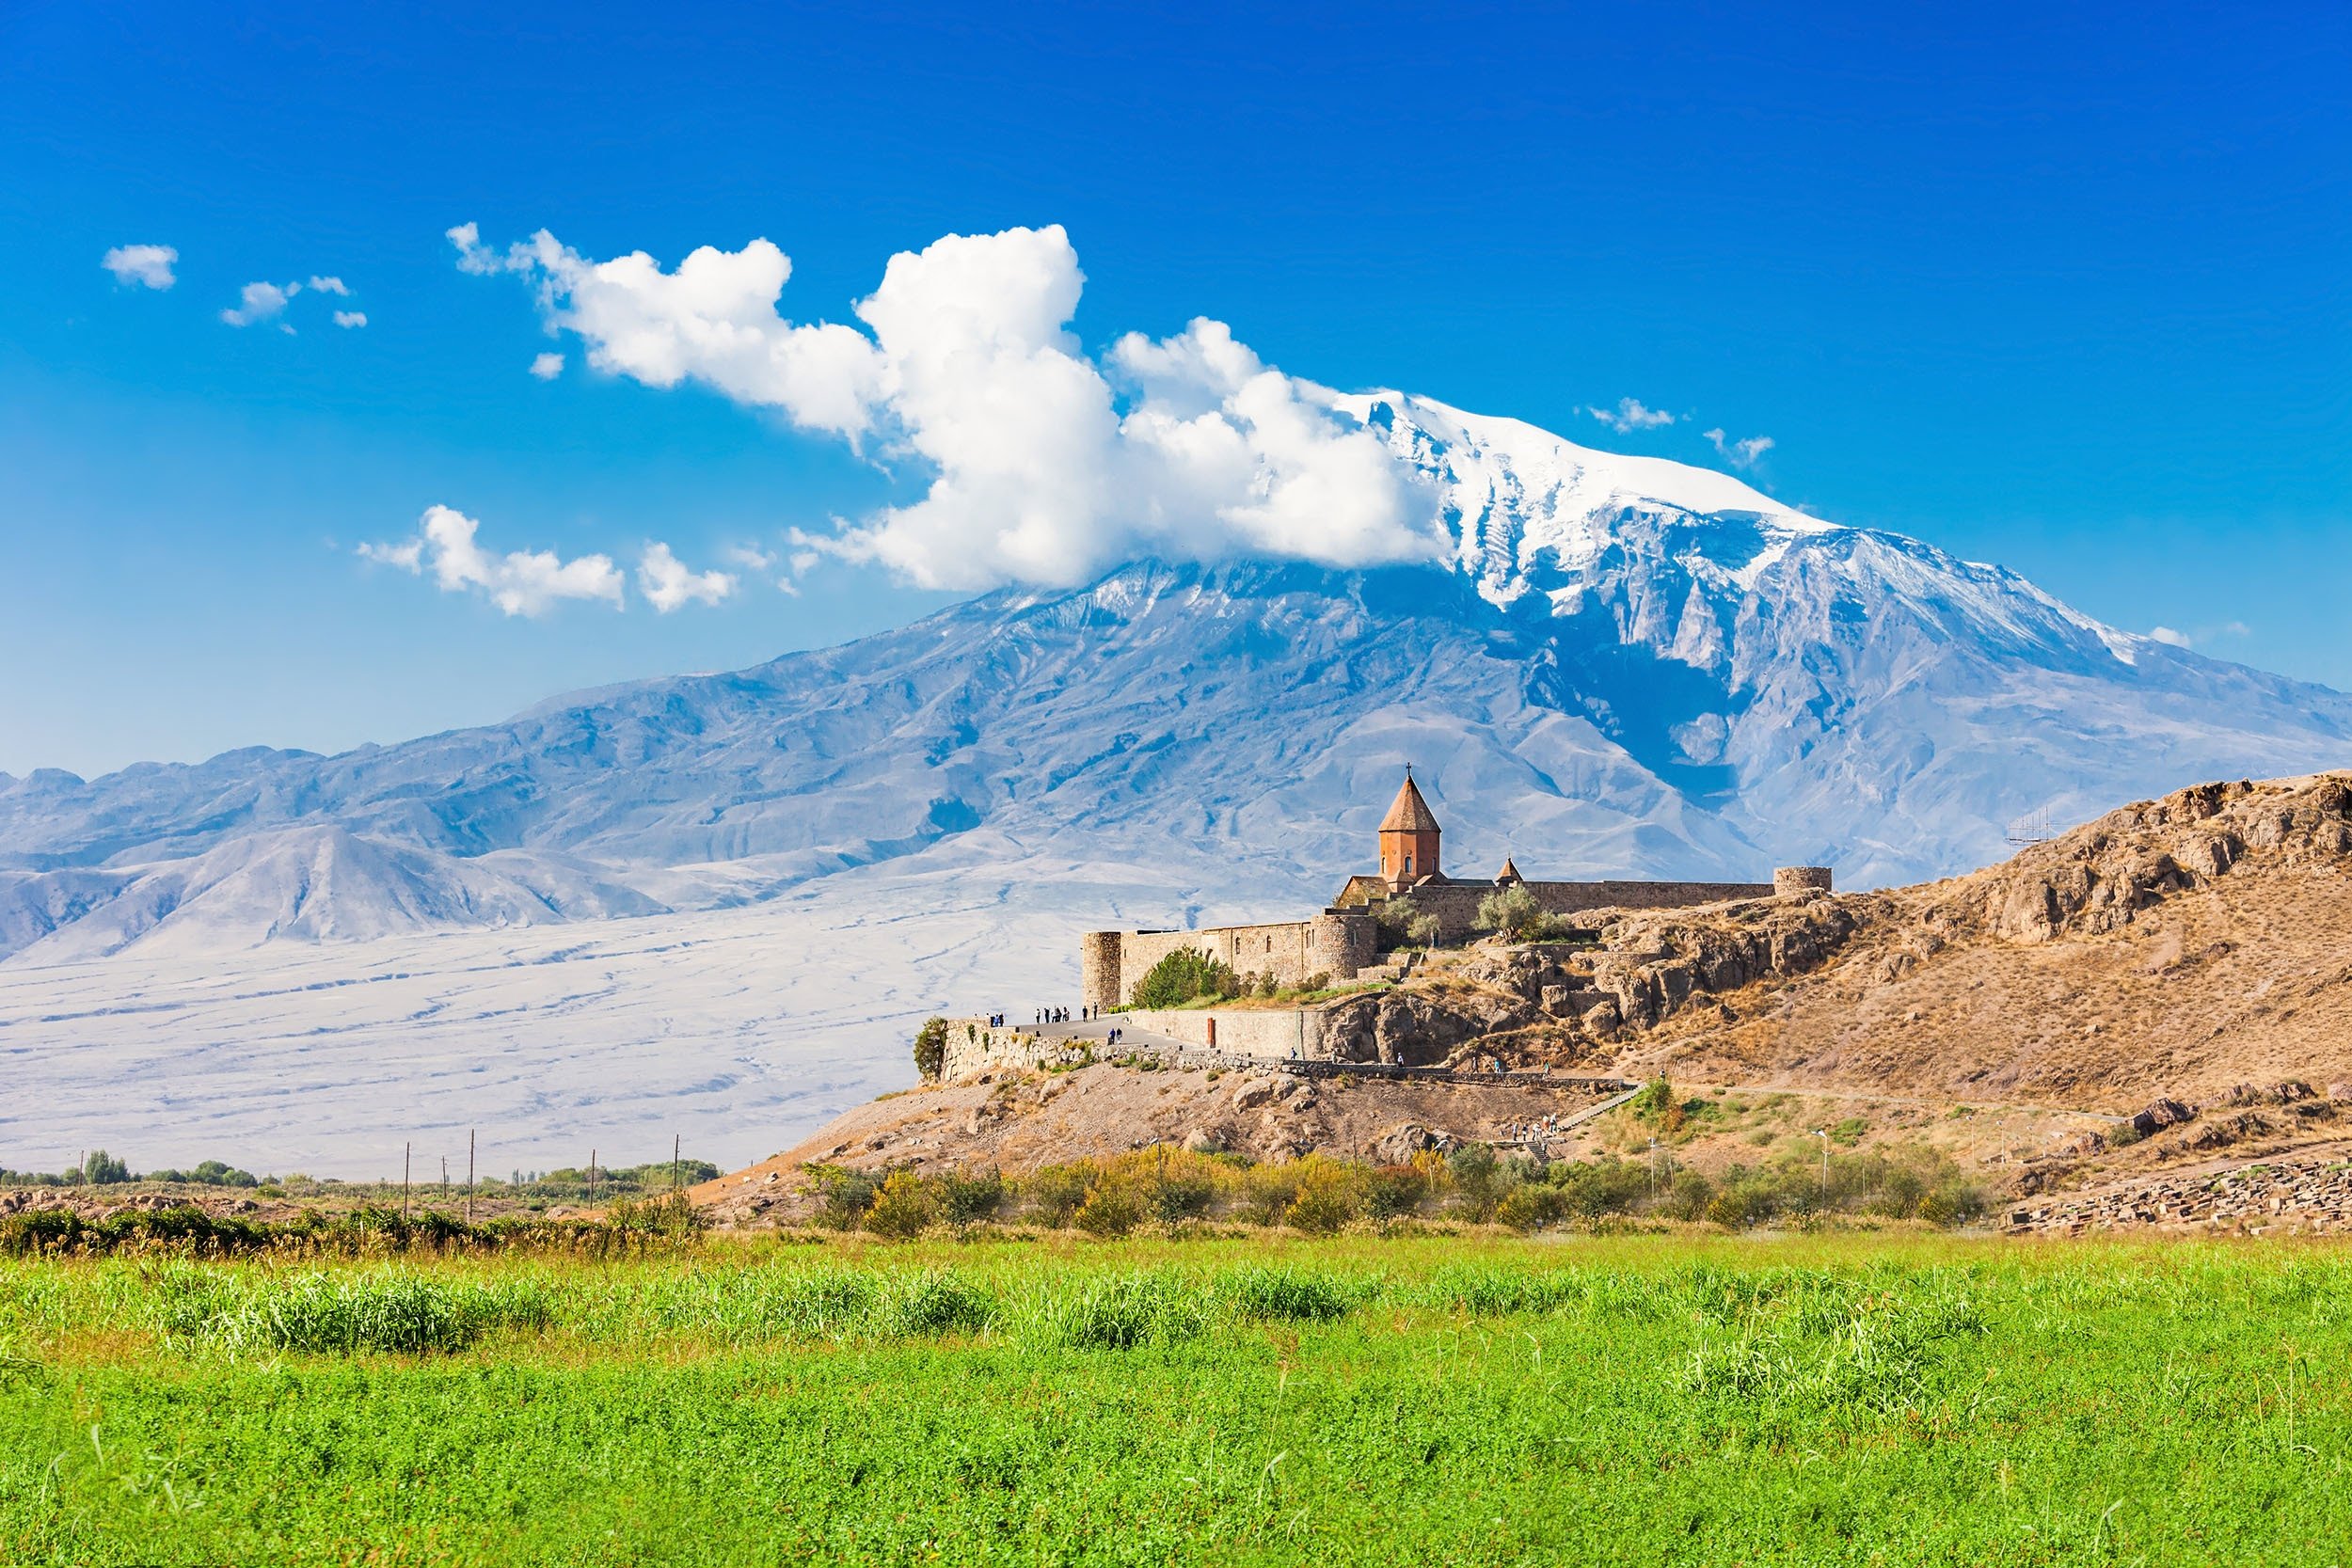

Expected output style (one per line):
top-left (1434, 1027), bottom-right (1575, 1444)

top-left (4, 393), bottom-right (2347, 965)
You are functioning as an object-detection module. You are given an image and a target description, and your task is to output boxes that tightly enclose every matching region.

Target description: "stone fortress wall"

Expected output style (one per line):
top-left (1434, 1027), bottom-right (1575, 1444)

top-left (1364, 878), bottom-right (1782, 942)
top-left (1081, 913), bottom-right (1375, 1015)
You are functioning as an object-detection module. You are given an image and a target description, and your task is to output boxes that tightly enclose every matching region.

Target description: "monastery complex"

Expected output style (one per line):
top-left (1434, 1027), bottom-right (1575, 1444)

top-left (1080, 770), bottom-right (1831, 1011)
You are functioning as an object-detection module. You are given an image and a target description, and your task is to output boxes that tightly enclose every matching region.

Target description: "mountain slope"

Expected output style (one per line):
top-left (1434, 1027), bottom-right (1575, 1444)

top-left (3, 393), bottom-right (2346, 963)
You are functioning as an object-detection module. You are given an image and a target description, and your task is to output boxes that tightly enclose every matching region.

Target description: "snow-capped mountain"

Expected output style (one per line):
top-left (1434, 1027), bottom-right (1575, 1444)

top-left (4, 393), bottom-right (2347, 965)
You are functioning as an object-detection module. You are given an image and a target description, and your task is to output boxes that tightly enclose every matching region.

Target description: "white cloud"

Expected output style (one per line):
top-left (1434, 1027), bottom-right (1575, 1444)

top-left (333, 310), bottom-right (367, 328)
top-left (1585, 397), bottom-right (1676, 433)
top-left (638, 543), bottom-right (737, 611)
top-left (307, 276), bottom-right (350, 295)
top-left (221, 279), bottom-right (299, 327)
top-left (453, 221), bottom-right (1444, 590)
top-left (2149, 620), bottom-right (2250, 650)
top-left (102, 244), bottom-right (178, 290)
top-left (1704, 427), bottom-right (1775, 469)
top-left (529, 352), bottom-right (564, 380)
top-left (358, 505), bottom-right (625, 616)
top-left (723, 543), bottom-right (776, 572)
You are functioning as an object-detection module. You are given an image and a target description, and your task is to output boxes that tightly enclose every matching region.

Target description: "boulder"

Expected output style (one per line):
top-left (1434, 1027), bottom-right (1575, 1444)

top-left (1231, 1078), bottom-right (1276, 1112)
top-left (1371, 1122), bottom-right (1436, 1164)
top-left (1181, 1128), bottom-right (1223, 1154)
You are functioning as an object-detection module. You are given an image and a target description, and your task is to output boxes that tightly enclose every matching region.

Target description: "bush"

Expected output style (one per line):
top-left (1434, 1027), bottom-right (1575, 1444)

top-left (913, 1017), bottom-right (951, 1082)
top-left (1373, 896), bottom-right (1420, 952)
top-left (1022, 1165), bottom-right (1094, 1227)
top-left (864, 1171), bottom-right (936, 1240)
top-left (805, 1164), bottom-right (880, 1230)
top-left (1238, 1164), bottom-right (1302, 1227)
top-left (1550, 1158), bottom-right (1648, 1219)
top-left (931, 1170), bottom-right (1007, 1228)
top-left (1073, 1184), bottom-right (1143, 1238)
top-left (1283, 1158), bottom-right (1362, 1234)
top-left (1495, 1183), bottom-right (1566, 1232)
top-left (1130, 948), bottom-right (1241, 1009)
top-left (1661, 1169), bottom-right (1715, 1222)
top-left (1919, 1180), bottom-right (1987, 1228)
top-left (1445, 1146), bottom-right (1512, 1222)
top-left (1363, 1164), bottom-right (1429, 1225)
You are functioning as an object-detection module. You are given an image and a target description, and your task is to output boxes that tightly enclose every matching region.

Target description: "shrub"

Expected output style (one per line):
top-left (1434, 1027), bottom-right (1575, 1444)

top-left (1073, 1184), bottom-right (1143, 1238)
top-left (913, 1018), bottom-right (951, 1082)
top-left (1661, 1169), bottom-right (1715, 1222)
top-left (1363, 1164), bottom-right (1429, 1225)
top-left (931, 1170), bottom-right (1007, 1228)
top-left (1406, 911), bottom-right (1444, 947)
top-left (1022, 1165), bottom-right (1094, 1227)
top-left (1131, 948), bottom-right (1240, 1009)
top-left (1283, 1158), bottom-right (1362, 1234)
top-left (1550, 1158), bottom-right (1648, 1219)
top-left (864, 1171), bottom-right (936, 1240)
top-left (1919, 1180), bottom-right (1987, 1228)
top-left (805, 1164), bottom-right (880, 1230)
top-left (1496, 1183), bottom-right (1567, 1232)
top-left (1445, 1145), bottom-right (1513, 1222)
top-left (1238, 1164), bottom-right (1302, 1227)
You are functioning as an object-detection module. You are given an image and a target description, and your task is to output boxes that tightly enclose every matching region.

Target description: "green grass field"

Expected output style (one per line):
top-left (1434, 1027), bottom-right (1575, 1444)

top-left (3, 1235), bottom-right (2347, 1565)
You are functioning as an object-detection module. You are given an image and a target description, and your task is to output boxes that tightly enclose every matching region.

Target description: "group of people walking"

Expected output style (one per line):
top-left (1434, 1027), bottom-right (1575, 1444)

top-left (1029, 1005), bottom-right (1105, 1027)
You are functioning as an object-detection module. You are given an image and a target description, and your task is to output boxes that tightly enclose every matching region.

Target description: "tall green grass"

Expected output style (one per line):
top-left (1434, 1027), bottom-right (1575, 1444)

top-left (5, 1238), bottom-right (2352, 1564)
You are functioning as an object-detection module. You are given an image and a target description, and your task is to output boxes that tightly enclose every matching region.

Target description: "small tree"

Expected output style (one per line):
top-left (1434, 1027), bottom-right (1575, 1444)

top-left (1372, 895), bottom-right (1419, 952)
top-left (81, 1149), bottom-right (131, 1185)
top-left (913, 1017), bottom-right (951, 1082)
top-left (1406, 911), bottom-right (1444, 948)
top-left (1131, 948), bottom-right (1239, 1009)
top-left (1474, 885), bottom-right (1548, 943)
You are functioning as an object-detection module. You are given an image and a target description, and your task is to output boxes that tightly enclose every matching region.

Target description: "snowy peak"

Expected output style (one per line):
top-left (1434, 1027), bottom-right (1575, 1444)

top-left (1333, 390), bottom-right (1831, 604)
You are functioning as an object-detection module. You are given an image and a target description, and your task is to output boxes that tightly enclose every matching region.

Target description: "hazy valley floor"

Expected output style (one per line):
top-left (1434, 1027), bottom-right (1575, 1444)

top-left (0, 879), bottom-right (1092, 1180)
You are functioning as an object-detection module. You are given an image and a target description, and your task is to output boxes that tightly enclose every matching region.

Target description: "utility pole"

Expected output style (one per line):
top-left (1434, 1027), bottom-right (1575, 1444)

top-left (672, 1133), bottom-right (682, 1195)
top-left (1811, 1129), bottom-right (1830, 1208)
top-left (467, 1130), bottom-right (476, 1226)
top-left (403, 1142), bottom-right (412, 1221)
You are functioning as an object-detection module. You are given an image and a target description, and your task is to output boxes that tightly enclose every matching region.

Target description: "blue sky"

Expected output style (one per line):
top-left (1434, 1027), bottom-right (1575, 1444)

top-left (3, 0), bottom-right (2345, 778)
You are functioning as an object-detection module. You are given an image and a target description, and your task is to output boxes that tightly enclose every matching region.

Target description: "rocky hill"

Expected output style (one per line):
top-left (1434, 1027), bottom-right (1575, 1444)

top-left (707, 772), bottom-right (2352, 1226)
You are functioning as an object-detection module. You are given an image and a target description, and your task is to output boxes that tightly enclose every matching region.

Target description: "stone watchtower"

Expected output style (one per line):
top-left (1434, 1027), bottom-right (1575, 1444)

top-left (1379, 769), bottom-right (1442, 887)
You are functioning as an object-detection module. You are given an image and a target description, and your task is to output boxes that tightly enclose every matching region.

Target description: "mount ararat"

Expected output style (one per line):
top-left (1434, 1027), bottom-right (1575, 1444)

top-left (5, 393), bottom-right (2346, 1175)
top-left (6, 392), bottom-right (2344, 966)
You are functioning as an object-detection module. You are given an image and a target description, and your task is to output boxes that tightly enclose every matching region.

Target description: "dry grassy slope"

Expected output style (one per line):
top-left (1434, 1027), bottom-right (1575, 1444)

top-left (689, 1067), bottom-right (1630, 1219)
top-left (1639, 772), bottom-right (2352, 1109)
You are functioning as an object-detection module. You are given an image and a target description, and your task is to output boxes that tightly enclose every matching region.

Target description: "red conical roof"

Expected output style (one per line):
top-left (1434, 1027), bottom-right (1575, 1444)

top-left (1379, 772), bottom-right (1441, 832)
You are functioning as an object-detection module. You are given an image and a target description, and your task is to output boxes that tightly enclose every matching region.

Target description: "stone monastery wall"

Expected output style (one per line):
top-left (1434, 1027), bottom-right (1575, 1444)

top-left (1393, 879), bottom-right (1780, 941)
top-left (1082, 913), bottom-right (1377, 1012)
